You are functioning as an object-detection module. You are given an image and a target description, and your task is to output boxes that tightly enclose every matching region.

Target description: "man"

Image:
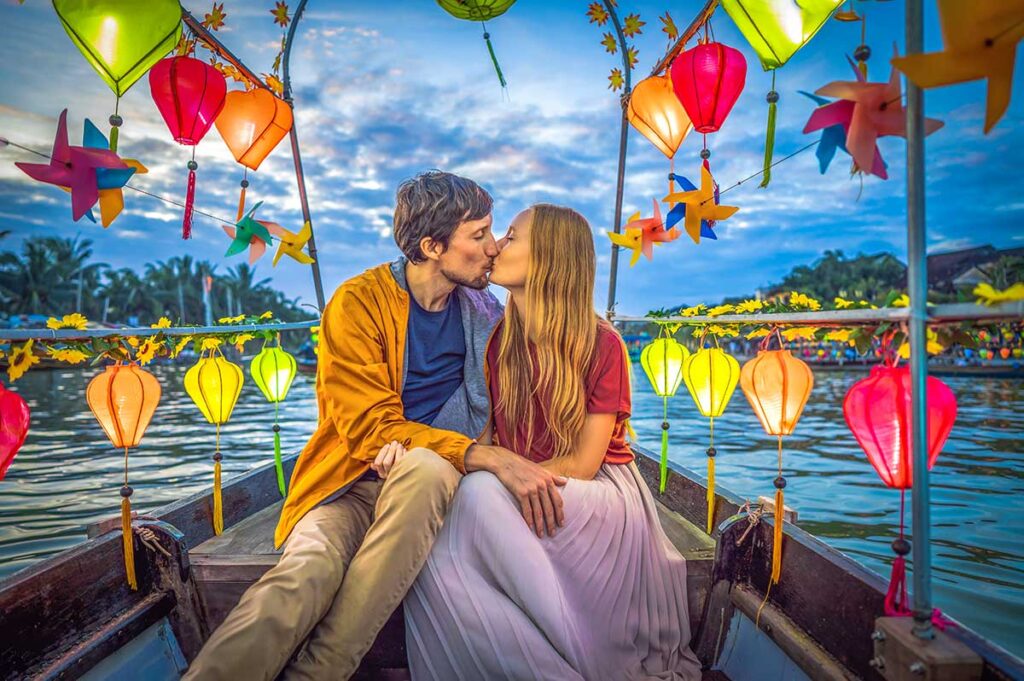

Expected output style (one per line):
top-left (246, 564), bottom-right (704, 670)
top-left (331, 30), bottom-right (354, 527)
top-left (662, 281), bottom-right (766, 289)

top-left (183, 171), bottom-right (566, 680)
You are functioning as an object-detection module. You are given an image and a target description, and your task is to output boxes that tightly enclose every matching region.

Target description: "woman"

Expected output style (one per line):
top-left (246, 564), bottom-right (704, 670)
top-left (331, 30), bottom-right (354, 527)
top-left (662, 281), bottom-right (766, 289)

top-left (397, 204), bottom-right (701, 680)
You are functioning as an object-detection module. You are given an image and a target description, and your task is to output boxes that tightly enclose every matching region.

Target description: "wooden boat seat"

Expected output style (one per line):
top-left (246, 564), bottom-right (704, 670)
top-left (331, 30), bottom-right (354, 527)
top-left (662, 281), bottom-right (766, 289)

top-left (190, 497), bottom-right (716, 634)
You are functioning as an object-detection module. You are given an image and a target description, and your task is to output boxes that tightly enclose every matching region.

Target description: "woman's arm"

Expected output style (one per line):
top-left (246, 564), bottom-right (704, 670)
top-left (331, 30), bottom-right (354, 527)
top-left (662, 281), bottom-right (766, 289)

top-left (540, 412), bottom-right (616, 480)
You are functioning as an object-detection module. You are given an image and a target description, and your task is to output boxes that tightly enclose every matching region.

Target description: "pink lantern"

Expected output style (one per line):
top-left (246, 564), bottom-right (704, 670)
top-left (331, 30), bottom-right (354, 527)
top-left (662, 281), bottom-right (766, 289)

top-left (670, 41), bottom-right (747, 135)
top-left (1, 383), bottom-right (30, 480)
top-left (149, 56), bottom-right (228, 239)
top-left (843, 365), bottom-right (957, 489)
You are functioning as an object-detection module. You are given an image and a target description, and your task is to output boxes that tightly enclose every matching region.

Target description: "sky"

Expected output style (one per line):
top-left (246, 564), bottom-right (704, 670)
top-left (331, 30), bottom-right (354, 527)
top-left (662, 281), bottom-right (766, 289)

top-left (0, 0), bottom-right (1021, 317)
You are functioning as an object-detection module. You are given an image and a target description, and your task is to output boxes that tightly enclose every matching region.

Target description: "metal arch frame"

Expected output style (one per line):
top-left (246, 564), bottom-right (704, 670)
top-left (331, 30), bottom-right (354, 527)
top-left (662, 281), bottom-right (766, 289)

top-left (182, 2), bottom-right (327, 313)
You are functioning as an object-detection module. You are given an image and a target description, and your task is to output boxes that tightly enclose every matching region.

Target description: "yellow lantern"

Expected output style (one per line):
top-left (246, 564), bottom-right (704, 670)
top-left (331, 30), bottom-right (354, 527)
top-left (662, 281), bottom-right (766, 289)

top-left (628, 73), bottom-right (694, 193)
top-left (185, 349), bottom-right (244, 535)
top-left (682, 347), bottom-right (740, 534)
top-left (86, 363), bottom-right (161, 590)
top-left (250, 342), bottom-right (297, 496)
top-left (640, 335), bottom-right (690, 492)
top-left (740, 348), bottom-right (814, 583)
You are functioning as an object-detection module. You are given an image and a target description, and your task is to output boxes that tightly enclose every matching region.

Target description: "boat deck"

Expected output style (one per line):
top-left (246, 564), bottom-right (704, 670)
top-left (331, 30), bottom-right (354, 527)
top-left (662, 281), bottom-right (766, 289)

top-left (188, 496), bottom-right (720, 673)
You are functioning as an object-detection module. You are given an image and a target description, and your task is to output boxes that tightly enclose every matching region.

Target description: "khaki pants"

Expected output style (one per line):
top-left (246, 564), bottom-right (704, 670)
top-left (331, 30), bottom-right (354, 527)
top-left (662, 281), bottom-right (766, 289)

top-left (182, 447), bottom-right (461, 681)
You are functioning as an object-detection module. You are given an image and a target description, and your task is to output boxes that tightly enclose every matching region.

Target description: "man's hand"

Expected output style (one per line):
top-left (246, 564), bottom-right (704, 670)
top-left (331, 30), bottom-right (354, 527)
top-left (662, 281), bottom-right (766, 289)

top-left (466, 444), bottom-right (567, 538)
top-left (372, 440), bottom-right (406, 479)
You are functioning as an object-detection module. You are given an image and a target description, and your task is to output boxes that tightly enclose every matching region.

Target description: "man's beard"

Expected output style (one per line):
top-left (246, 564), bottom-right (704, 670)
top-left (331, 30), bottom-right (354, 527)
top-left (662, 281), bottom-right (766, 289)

top-left (441, 265), bottom-right (489, 290)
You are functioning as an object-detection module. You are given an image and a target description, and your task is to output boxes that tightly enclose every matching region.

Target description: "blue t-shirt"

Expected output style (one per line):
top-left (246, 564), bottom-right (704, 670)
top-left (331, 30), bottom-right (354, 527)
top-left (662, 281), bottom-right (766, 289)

top-left (402, 292), bottom-right (465, 425)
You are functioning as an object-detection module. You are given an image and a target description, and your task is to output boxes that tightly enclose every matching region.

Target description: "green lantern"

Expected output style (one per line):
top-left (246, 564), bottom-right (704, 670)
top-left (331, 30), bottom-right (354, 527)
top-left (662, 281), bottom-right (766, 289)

top-left (640, 335), bottom-right (690, 492)
top-left (53, 0), bottom-right (182, 150)
top-left (436, 0), bottom-right (517, 88)
top-left (251, 342), bottom-right (297, 496)
top-left (721, 0), bottom-right (841, 186)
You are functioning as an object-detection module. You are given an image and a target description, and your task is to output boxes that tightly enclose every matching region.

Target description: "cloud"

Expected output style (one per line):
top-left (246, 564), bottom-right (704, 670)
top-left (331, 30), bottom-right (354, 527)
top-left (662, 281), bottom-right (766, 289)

top-left (0, 0), bottom-right (1021, 315)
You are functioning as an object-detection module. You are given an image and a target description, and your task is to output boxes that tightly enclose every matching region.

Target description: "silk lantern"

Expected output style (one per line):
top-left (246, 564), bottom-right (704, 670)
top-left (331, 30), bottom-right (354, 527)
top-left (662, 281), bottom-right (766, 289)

top-left (670, 40), bottom-right (747, 175)
top-left (721, 0), bottom-right (842, 185)
top-left (628, 74), bottom-right (694, 193)
top-left (185, 349), bottom-right (244, 535)
top-left (740, 348), bottom-right (814, 584)
top-left (54, 0), bottom-right (182, 150)
top-left (215, 88), bottom-right (294, 221)
top-left (682, 347), bottom-right (740, 534)
top-left (640, 335), bottom-right (690, 493)
top-left (0, 382), bottom-right (30, 481)
top-left (843, 364), bottom-right (957, 615)
top-left (86, 363), bottom-right (162, 590)
top-left (250, 341), bottom-right (297, 497)
top-left (149, 56), bottom-right (228, 239)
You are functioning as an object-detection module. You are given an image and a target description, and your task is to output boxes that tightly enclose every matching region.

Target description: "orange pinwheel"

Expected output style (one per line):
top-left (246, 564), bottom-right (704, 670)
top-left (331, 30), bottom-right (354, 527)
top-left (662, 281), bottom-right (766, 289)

top-left (891, 0), bottom-right (1024, 133)
top-left (815, 53), bottom-right (944, 176)
top-left (607, 200), bottom-right (680, 266)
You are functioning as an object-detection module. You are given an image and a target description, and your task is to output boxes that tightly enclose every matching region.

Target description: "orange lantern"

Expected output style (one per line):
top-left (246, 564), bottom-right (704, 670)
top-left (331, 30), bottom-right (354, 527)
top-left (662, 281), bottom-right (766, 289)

top-left (214, 88), bottom-right (294, 220)
top-left (628, 74), bottom-right (693, 191)
top-left (86, 363), bottom-right (161, 590)
top-left (740, 348), bottom-right (814, 583)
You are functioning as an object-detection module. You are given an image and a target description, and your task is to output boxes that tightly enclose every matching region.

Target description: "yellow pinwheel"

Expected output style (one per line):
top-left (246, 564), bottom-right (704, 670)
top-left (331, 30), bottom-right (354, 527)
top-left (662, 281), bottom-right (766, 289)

top-left (267, 220), bottom-right (315, 266)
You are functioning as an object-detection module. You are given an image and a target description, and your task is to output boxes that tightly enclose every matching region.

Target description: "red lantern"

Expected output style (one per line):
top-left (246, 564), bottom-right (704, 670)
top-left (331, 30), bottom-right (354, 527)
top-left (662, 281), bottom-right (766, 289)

top-left (670, 41), bottom-right (747, 136)
top-left (843, 364), bottom-right (956, 618)
top-left (844, 365), bottom-right (957, 490)
top-left (150, 56), bottom-right (228, 239)
top-left (1, 383), bottom-right (30, 481)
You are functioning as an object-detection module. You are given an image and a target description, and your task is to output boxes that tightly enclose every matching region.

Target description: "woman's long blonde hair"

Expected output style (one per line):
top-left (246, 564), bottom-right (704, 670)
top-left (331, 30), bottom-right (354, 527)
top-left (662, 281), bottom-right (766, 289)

top-left (496, 204), bottom-right (602, 458)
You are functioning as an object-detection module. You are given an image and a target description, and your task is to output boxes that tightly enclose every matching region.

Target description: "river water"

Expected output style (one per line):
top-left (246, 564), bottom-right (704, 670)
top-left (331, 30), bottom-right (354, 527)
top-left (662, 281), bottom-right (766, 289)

top-left (1, 363), bottom-right (1022, 657)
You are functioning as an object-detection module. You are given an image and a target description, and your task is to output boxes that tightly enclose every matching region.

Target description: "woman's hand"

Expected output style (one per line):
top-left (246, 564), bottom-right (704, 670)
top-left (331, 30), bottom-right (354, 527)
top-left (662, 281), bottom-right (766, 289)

top-left (372, 440), bottom-right (406, 479)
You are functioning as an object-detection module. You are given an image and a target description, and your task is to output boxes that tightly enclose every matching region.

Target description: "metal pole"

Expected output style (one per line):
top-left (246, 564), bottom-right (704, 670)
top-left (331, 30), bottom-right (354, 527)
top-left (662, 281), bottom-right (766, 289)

top-left (282, 0), bottom-right (327, 313)
top-left (603, 1), bottom-right (631, 320)
top-left (905, 0), bottom-right (934, 640)
top-left (604, 0), bottom-right (719, 319)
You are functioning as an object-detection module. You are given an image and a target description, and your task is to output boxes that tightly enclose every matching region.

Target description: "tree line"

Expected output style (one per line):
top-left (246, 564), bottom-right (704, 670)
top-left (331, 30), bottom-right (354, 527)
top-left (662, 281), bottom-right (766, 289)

top-left (0, 231), bottom-right (316, 325)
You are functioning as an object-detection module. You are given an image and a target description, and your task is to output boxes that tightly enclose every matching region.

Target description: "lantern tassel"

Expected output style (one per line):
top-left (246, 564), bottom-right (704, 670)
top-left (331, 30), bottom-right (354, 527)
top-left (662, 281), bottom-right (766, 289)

top-left (706, 455), bottom-right (716, 535)
top-left (274, 425), bottom-right (285, 497)
top-left (121, 492), bottom-right (137, 590)
top-left (885, 555), bottom-right (910, 616)
top-left (482, 24), bottom-right (507, 88)
top-left (760, 73), bottom-right (778, 189)
top-left (183, 165), bottom-right (196, 240)
top-left (771, 434), bottom-right (784, 584)
top-left (213, 458), bottom-right (223, 535)
top-left (772, 487), bottom-right (784, 584)
top-left (659, 424), bottom-right (669, 493)
top-left (236, 183), bottom-right (247, 223)
top-left (213, 424), bottom-right (223, 535)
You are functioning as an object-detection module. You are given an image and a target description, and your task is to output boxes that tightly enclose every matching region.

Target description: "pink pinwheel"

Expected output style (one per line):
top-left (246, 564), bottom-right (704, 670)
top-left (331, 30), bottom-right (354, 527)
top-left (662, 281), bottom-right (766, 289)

top-left (810, 52), bottom-right (943, 178)
top-left (607, 199), bottom-right (680, 267)
top-left (15, 109), bottom-right (132, 221)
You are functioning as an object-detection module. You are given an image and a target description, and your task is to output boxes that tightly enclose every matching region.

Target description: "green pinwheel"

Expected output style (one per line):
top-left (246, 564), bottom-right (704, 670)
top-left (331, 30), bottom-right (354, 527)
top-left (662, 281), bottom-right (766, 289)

top-left (223, 202), bottom-right (274, 264)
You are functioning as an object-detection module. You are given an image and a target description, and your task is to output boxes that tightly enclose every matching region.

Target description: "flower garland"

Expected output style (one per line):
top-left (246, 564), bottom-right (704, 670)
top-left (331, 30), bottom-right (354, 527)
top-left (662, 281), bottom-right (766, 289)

top-left (647, 286), bottom-right (1023, 359)
top-left (3, 311), bottom-right (286, 382)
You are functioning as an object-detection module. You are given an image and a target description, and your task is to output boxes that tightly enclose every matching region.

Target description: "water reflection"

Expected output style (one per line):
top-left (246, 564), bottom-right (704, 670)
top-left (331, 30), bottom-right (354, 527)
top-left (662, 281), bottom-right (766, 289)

top-left (1, 365), bottom-right (1022, 656)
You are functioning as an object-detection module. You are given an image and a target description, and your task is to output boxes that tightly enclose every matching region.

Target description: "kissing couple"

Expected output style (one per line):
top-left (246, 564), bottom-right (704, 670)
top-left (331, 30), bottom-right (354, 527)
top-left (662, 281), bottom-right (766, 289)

top-left (183, 171), bottom-right (701, 681)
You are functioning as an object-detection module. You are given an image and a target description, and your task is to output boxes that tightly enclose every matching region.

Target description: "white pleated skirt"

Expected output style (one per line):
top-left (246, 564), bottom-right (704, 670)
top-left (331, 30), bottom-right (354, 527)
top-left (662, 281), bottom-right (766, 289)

top-left (404, 461), bottom-right (702, 681)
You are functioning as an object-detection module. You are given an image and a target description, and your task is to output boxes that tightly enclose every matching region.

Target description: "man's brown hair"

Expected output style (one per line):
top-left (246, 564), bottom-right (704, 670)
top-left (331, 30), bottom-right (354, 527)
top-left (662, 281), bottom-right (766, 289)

top-left (393, 171), bottom-right (493, 263)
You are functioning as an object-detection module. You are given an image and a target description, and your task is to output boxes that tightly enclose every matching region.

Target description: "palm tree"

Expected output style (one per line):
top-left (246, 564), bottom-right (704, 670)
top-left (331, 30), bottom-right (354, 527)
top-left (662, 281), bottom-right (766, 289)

top-left (221, 263), bottom-right (272, 317)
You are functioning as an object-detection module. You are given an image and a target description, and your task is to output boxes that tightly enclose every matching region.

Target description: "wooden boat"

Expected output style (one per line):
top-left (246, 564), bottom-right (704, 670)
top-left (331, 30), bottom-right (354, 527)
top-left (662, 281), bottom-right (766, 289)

top-left (3, 447), bottom-right (1022, 681)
